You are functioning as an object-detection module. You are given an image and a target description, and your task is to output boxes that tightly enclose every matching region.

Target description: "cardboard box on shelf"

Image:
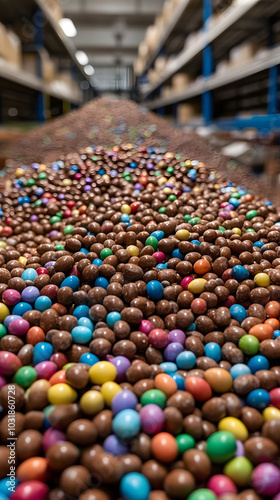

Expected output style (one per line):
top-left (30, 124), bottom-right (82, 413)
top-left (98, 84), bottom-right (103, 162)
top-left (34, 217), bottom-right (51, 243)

top-left (22, 49), bottom-right (56, 82)
top-left (154, 56), bottom-right (167, 73)
top-left (172, 73), bottom-right (192, 90)
top-left (177, 103), bottom-right (199, 123)
top-left (162, 86), bottom-right (172, 97)
top-left (0, 24), bottom-right (22, 68)
top-left (44, 0), bottom-right (63, 23)
top-left (229, 42), bottom-right (258, 67)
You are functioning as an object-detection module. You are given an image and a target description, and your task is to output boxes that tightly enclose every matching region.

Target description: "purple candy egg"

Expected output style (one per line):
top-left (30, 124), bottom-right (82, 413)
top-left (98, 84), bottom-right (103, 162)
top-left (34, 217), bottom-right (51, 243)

top-left (34, 361), bottom-right (57, 380)
top-left (168, 329), bottom-right (186, 345)
top-left (103, 434), bottom-right (128, 456)
top-left (252, 463), bottom-right (280, 496)
top-left (42, 428), bottom-right (66, 452)
top-left (110, 356), bottom-right (131, 382)
top-left (140, 404), bottom-right (165, 434)
top-left (111, 390), bottom-right (138, 415)
top-left (164, 342), bottom-right (184, 362)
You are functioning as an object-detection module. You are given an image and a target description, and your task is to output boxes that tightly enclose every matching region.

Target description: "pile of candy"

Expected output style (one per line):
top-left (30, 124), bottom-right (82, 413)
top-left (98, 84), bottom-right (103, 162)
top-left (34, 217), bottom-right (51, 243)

top-left (0, 144), bottom-right (280, 500)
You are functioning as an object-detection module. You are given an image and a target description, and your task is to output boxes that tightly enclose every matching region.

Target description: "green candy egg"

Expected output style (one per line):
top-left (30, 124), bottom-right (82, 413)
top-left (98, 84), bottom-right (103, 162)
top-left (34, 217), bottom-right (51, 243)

top-left (13, 366), bottom-right (37, 388)
top-left (206, 431), bottom-right (236, 463)
top-left (140, 389), bottom-right (166, 409)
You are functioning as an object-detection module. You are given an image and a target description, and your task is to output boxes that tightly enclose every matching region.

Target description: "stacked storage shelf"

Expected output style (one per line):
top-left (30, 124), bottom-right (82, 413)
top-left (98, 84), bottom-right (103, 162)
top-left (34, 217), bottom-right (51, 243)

top-left (135, 0), bottom-right (280, 132)
top-left (0, 0), bottom-right (92, 122)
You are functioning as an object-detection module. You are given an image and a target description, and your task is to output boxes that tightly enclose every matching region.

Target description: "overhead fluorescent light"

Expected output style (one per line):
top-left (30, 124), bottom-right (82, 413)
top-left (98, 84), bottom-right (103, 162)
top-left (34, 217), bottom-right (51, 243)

top-left (58, 18), bottom-right (77, 37)
top-left (84, 64), bottom-right (95, 76)
top-left (75, 51), bottom-right (89, 65)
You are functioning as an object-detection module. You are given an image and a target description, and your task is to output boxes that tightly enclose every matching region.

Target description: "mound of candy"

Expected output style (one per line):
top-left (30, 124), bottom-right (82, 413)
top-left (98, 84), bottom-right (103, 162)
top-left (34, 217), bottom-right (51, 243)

top-left (0, 144), bottom-right (280, 500)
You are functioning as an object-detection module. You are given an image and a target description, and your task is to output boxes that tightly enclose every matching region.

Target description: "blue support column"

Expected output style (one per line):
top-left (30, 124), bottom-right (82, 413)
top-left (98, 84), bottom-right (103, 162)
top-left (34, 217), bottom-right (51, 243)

top-left (202, 0), bottom-right (213, 124)
top-left (268, 66), bottom-right (279, 114)
top-left (34, 7), bottom-right (45, 122)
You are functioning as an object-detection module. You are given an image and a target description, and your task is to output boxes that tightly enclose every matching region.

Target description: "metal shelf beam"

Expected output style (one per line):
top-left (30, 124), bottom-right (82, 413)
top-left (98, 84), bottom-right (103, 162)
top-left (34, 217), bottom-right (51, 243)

top-left (143, 45), bottom-right (280, 109)
top-left (141, 0), bottom-right (262, 98)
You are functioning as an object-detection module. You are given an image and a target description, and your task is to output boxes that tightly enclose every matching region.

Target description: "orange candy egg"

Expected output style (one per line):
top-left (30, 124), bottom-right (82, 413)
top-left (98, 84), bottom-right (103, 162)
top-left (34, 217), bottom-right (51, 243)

top-left (204, 368), bottom-right (233, 393)
top-left (49, 370), bottom-right (67, 386)
top-left (249, 323), bottom-right (274, 341)
top-left (151, 432), bottom-right (178, 463)
top-left (265, 301), bottom-right (280, 318)
top-left (26, 327), bottom-right (45, 345)
top-left (16, 457), bottom-right (48, 482)
top-left (184, 376), bottom-right (212, 401)
top-left (265, 318), bottom-right (279, 330)
top-left (193, 259), bottom-right (211, 275)
top-left (154, 373), bottom-right (177, 397)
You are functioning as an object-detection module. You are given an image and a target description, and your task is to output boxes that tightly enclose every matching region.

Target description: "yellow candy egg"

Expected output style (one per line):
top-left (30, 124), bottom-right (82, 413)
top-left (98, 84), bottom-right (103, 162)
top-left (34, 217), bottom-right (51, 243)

top-left (263, 407), bottom-right (280, 421)
top-left (85, 147), bottom-right (93, 154)
top-left (80, 390), bottom-right (105, 415)
top-left (218, 417), bottom-right (248, 441)
top-left (205, 368), bottom-right (233, 393)
top-left (175, 229), bottom-right (190, 241)
top-left (48, 383), bottom-right (77, 405)
top-left (232, 228), bottom-right (241, 235)
top-left (39, 164), bottom-right (47, 171)
top-left (188, 278), bottom-right (207, 294)
top-left (127, 245), bottom-right (139, 257)
top-left (62, 179), bottom-right (72, 187)
top-left (71, 210), bottom-right (79, 217)
top-left (158, 177), bottom-right (167, 185)
top-left (102, 174), bottom-right (110, 181)
top-left (15, 168), bottom-right (24, 177)
top-left (185, 160), bottom-right (192, 166)
top-left (101, 381), bottom-right (121, 405)
top-left (18, 256), bottom-right (27, 265)
top-left (0, 303), bottom-right (10, 322)
top-left (89, 361), bottom-right (117, 385)
top-left (121, 204), bottom-right (131, 215)
top-left (254, 273), bottom-right (270, 287)
top-left (162, 187), bottom-right (172, 195)
top-left (0, 241), bottom-right (6, 248)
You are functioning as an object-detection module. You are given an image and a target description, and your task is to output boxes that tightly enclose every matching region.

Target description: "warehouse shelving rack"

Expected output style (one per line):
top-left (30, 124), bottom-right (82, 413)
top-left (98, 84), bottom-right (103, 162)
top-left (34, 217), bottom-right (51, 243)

top-left (137, 0), bottom-right (280, 132)
top-left (0, 0), bottom-right (92, 122)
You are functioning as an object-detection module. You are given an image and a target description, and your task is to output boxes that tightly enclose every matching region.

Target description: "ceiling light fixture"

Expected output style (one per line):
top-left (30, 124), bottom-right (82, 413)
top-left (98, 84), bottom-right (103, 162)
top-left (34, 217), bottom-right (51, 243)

top-left (75, 51), bottom-right (89, 65)
top-left (84, 64), bottom-right (95, 76)
top-left (58, 18), bottom-right (77, 37)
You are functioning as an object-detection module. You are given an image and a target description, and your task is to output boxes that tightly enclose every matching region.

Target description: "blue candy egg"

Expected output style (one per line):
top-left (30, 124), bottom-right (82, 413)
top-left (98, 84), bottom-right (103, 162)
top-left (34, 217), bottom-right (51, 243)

top-left (150, 230), bottom-right (164, 241)
top-left (247, 389), bottom-right (270, 410)
top-left (12, 302), bottom-right (32, 316)
top-left (172, 373), bottom-right (185, 390)
top-left (230, 363), bottom-right (251, 380)
top-left (247, 355), bottom-right (269, 374)
top-left (232, 265), bottom-right (249, 282)
top-left (146, 280), bottom-right (163, 300)
top-left (112, 409), bottom-right (141, 439)
top-left (34, 295), bottom-right (52, 312)
top-left (230, 304), bottom-right (247, 323)
top-left (204, 342), bottom-right (222, 362)
top-left (176, 351), bottom-right (196, 369)
top-left (78, 317), bottom-right (94, 331)
top-left (172, 249), bottom-right (184, 259)
top-left (120, 473), bottom-right (151, 500)
top-left (61, 275), bottom-right (80, 291)
top-left (21, 268), bottom-right (38, 281)
top-left (73, 305), bottom-right (90, 319)
top-left (159, 362), bottom-right (177, 374)
top-left (94, 277), bottom-right (109, 289)
top-left (92, 258), bottom-right (102, 267)
top-left (33, 342), bottom-right (54, 364)
top-left (71, 326), bottom-right (93, 344)
top-left (79, 352), bottom-right (99, 366)
top-left (106, 311), bottom-right (121, 328)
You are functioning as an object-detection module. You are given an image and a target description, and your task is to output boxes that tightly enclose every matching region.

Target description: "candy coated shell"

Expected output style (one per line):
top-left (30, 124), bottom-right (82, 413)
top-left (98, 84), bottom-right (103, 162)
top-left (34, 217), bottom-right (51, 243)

top-left (223, 457), bottom-right (253, 487)
top-left (0, 351), bottom-right (22, 377)
top-left (206, 432), bottom-right (236, 463)
top-left (154, 373), bottom-right (177, 396)
top-left (16, 458), bottom-right (48, 482)
top-left (188, 489), bottom-right (217, 500)
top-left (48, 383), bottom-right (77, 405)
top-left (218, 417), bottom-right (248, 442)
top-left (185, 377), bottom-right (212, 401)
top-left (0, 303), bottom-right (10, 322)
top-left (100, 381), bottom-right (121, 405)
top-left (263, 406), bottom-right (280, 420)
top-left (207, 475), bottom-right (237, 496)
top-left (205, 368), bottom-right (233, 393)
top-left (89, 361), bottom-right (117, 384)
top-left (188, 279), bottom-right (207, 294)
top-left (80, 390), bottom-right (105, 415)
top-left (248, 323), bottom-right (274, 341)
top-left (11, 481), bottom-right (49, 500)
top-left (49, 370), bottom-right (66, 386)
top-left (151, 432), bottom-right (178, 463)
